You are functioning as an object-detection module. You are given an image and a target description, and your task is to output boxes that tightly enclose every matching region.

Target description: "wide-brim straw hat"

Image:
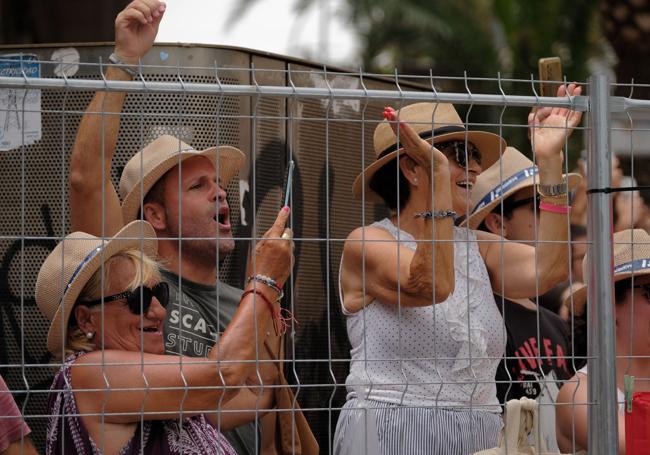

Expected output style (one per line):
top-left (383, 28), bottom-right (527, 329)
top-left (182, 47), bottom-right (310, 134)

top-left (463, 146), bottom-right (582, 229)
top-left (565, 229), bottom-right (650, 313)
top-left (35, 221), bottom-right (158, 357)
top-left (352, 102), bottom-right (507, 202)
top-left (119, 135), bottom-right (245, 222)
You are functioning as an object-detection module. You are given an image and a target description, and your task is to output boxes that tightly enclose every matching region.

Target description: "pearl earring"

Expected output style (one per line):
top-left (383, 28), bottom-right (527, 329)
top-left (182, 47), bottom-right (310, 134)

top-left (86, 332), bottom-right (94, 339)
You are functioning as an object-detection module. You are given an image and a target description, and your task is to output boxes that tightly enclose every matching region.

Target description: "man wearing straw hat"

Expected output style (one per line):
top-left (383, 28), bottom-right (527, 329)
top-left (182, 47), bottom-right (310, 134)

top-left (556, 229), bottom-right (650, 454)
top-left (464, 146), bottom-right (582, 451)
top-left (67, 2), bottom-right (284, 454)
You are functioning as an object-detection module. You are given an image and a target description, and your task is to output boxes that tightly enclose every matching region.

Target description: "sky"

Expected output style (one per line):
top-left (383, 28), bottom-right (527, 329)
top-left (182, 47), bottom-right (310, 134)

top-left (156, 0), bottom-right (359, 66)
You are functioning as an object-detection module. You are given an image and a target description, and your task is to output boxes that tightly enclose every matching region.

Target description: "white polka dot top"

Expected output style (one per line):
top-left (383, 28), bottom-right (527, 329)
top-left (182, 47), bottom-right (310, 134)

top-left (340, 218), bottom-right (504, 412)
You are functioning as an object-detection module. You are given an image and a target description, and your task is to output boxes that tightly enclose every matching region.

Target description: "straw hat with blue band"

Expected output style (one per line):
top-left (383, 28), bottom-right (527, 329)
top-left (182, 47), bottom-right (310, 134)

top-left (35, 221), bottom-right (158, 358)
top-left (119, 135), bottom-right (245, 223)
top-left (352, 102), bottom-right (507, 202)
top-left (564, 229), bottom-right (650, 313)
top-left (462, 147), bottom-right (582, 230)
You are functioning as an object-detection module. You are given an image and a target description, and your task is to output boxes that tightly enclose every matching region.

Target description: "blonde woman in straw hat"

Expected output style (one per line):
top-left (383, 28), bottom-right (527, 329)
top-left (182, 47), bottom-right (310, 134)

top-left (36, 211), bottom-right (292, 454)
top-left (334, 84), bottom-right (582, 455)
top-left (465, 146), bottom-right (582, 451)
top-left (556, 229), bottom-right (650, 454)
top-left (67, 2), bottom-right (286, 453)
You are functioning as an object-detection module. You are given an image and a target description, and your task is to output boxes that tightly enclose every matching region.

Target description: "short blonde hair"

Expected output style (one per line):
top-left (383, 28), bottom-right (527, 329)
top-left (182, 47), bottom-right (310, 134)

top-left (64, 249), bottom-right (161, 357)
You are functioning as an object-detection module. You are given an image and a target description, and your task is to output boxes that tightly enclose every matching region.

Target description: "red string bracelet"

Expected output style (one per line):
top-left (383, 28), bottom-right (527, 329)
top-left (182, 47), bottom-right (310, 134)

top-left (240, 289), bottom-right (298, 336)
top-left (539, 201), bottom-right (571, 215)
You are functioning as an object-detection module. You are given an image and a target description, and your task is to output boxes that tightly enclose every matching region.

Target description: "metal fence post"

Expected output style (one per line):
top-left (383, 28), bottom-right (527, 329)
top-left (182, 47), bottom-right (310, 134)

top-left (587, 73), bottom-right (618, 454)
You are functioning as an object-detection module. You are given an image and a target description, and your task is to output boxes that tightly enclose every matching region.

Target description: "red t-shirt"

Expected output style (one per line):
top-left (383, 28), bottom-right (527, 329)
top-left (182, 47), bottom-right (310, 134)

top-left (0, 375), bottom-right (30, 453)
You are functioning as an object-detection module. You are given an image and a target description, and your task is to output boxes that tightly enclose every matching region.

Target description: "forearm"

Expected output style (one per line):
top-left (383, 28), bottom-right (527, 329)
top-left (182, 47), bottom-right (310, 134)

top-left (407, 171), bottom-right (455, 301)
top-left (535, 156), bottom-right (570, 289)
top-left (70, 66), bottom-right (130, 185)
top-left (212, 284), bottom-right (278, 387)
top-left (69, 66), bottom-right (131, 234)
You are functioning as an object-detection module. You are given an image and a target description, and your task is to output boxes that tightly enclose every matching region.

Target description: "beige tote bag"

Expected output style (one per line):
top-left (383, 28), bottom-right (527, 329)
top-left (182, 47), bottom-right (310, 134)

top-left (474, 397), bottom-right (574, 455)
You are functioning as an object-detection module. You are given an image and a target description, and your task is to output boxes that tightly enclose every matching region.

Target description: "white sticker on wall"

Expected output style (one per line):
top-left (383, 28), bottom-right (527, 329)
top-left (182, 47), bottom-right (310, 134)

top-left (51, 47), bottom-right (80, 78)
top-left (0, 54), bottom-right (41, 151)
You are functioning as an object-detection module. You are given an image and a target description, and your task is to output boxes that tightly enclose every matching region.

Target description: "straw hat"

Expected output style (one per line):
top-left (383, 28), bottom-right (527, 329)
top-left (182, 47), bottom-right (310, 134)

top-left (119, 135), bottom-right (245, 222)
top-left (352, 102), bottom-right (506, 202)
top-left (565, 229), bottom-right (650, 312)
top-left (463, 147), bottom-right (582, 230)
top-left (35, 221), bottom-right (158, 356)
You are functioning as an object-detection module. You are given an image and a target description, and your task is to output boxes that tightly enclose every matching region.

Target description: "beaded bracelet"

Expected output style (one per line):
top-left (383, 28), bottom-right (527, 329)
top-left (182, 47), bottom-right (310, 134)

top-left (414, 210), bottom-right (457, 220)
top-left (246, 274), bottom-right (284, 300)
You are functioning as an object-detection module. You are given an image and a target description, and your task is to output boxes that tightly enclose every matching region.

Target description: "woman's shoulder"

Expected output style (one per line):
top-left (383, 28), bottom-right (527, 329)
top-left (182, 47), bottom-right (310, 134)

top-left (346, 222), bottom-right (397, 243)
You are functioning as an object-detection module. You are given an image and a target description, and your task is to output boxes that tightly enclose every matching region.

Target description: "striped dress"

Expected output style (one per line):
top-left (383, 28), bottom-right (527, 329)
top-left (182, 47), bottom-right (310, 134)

top-left (334, 220), bottom-right (504, 455)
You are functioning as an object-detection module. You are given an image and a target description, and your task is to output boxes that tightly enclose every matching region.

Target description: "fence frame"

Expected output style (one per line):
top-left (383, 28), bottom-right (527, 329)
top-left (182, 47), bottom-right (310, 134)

top-left (2, 67), bottom-right (646, 455)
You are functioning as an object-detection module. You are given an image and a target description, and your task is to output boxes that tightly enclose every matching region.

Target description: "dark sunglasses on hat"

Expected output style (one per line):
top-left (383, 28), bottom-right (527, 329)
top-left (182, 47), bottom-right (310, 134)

top-left (81, 282), bottom-right (169, 315)
top-left (436, 140), bottom-right (482, 169)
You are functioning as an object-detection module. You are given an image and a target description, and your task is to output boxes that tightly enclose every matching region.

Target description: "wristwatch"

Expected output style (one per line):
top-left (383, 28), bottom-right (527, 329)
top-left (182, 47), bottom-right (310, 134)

top-left (537, 178), bottom-right (568, 197)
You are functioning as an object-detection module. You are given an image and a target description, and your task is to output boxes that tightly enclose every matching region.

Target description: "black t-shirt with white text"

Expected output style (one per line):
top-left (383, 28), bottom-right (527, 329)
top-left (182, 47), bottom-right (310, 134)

top-left (494, 296), bottom-right (574, 404)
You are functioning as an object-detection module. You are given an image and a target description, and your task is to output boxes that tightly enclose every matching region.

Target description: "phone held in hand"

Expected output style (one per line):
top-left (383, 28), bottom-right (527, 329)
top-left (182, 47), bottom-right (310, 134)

top-left (283, 160), bottom-right (295, 208)
top-left (538, 57), bottom-right (563, 97)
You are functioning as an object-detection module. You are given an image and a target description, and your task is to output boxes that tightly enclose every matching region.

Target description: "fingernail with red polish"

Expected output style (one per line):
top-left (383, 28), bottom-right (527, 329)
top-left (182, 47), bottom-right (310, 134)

top-left (383, 107), bottom-right (396, 121)
top-left (283, 206), bottom-right (290, 213)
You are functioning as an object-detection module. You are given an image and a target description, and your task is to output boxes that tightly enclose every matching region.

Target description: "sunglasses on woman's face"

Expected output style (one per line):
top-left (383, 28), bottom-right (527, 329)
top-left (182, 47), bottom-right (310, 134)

top-left (82, 282), bottom-right (170, 315)
top-left (436, 140), bottom-right (482, 169)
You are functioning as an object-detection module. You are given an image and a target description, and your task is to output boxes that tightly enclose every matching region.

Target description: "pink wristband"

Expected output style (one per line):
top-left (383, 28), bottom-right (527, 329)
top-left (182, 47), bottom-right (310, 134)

top-left (539, 201), bottom-right (571, 215)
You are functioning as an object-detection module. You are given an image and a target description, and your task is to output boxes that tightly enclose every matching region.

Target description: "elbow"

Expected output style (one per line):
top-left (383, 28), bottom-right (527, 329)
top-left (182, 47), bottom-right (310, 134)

top-left (434, 265), bottom-right (455, 303)
top-left (219, 363), bottom-right (250, 404)
top-left (69, 167), bottom-right (103, 196)
top-left (434, 277), bottom-right (454, 303)
top-left (540, 261), bottom-right (570, 294)
top-left (69, 169), bottom-right (88, 194)
top-left (406, 271), bottom-right (455, 304)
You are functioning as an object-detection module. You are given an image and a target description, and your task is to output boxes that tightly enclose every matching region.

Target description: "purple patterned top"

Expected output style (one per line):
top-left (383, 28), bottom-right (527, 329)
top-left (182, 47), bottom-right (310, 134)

top-left (46, 352), bottom-right (236, 455)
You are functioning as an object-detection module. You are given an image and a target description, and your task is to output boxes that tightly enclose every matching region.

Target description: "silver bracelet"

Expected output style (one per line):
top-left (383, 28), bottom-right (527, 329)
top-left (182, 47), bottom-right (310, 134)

top-left (246, 274), bottom-right (284, 300)
top-left (108, 52), bottom-right (138, 77)
top-left (414, 210), bottom-right (457, 220)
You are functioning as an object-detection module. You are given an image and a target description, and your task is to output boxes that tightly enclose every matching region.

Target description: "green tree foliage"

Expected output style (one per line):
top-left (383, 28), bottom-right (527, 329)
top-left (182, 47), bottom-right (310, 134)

top-left (232, 0), bottom-right (604, 152)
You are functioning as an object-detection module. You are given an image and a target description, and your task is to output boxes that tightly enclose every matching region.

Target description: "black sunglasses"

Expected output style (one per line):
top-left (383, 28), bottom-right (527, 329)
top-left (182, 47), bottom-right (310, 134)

top-left (82, 282), bottom-right (170, 315)
top-left (503, 196), bottom-right (537, 213)
top-left (633, 283), bottom-right (650, 301)
top-left (436, 140), bottom-right (482, 168)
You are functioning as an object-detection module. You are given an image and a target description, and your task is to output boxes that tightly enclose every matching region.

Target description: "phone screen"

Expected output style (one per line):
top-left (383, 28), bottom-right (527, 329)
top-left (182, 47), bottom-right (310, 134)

top-left (283, 160), bottom-right (295, 207)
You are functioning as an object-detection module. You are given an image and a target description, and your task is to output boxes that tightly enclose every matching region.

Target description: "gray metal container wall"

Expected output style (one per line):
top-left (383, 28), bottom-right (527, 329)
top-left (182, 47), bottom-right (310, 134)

top-left (0, 43), bottom-right (419, 452)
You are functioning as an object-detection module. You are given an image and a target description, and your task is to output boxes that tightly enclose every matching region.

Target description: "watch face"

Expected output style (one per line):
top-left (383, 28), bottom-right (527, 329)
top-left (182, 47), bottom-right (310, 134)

top-left (539, 180), bottom-right (568, 197)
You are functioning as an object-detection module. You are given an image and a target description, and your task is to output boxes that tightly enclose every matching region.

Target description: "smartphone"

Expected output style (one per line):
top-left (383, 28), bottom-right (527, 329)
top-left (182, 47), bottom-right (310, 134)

top-left (283, 160), bottom-right (295, 207)
top-left (538, 57), bottom-right (563, 97)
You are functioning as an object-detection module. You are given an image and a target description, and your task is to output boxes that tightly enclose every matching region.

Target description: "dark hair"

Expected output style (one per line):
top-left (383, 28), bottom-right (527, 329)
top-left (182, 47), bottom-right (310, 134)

top-left (368, 158), bottom-right (410, 211)
top-left (475, 197), bottom-right (518, 232)
top-left (136, 172), bottom-right (169, 220)
top-left (614, 277), bottom-right (634, 305)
